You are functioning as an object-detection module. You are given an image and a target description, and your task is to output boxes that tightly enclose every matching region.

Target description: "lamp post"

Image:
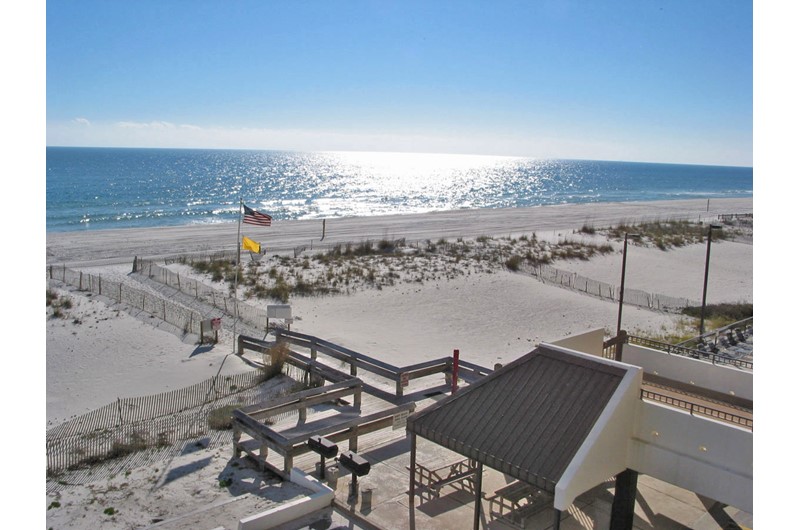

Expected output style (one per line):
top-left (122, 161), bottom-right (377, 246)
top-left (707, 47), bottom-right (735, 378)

top-left (616, 233), bottom-right (640, 337)
top-left (699, 224), bottom-right (723, 335)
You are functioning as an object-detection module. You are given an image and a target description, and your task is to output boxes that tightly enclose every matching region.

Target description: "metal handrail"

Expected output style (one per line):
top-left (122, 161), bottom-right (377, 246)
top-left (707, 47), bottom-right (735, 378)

top-left (677, 317), bottom-right (753, 348)
top-left (640, 389), bottom-right (752, 430)
top-left (627, 335), bottom-right (752, 370)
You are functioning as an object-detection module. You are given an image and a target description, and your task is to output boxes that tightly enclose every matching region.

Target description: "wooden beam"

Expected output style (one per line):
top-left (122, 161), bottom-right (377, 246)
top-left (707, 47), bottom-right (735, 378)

top-left (238, 379), bottom-right (362, 415)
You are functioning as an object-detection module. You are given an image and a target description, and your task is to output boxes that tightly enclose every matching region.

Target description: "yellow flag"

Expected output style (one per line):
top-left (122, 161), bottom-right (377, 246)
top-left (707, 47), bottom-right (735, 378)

top-left (242, 236), bottom-right (261, 254)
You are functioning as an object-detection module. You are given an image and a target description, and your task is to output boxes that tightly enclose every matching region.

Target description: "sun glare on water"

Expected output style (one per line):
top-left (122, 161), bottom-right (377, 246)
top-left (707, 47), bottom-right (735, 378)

top-left (325, 151), bottom-right (524, 213)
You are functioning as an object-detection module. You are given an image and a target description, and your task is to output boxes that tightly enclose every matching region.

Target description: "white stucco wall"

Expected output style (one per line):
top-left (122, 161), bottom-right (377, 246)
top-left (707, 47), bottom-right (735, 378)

top-left (629, 401), bottom-right (752, 513)
top-left (238, 469), bottom-right (334, 530)
top-left (622, 343), bottom-right (752, 400)
top-left (551, 328), bottom-right (607, 357)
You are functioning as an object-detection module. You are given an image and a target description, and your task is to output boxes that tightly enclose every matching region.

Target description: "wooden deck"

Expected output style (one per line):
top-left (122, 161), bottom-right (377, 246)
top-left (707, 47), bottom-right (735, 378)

top-left (233, 383), bottom-right (417, 479)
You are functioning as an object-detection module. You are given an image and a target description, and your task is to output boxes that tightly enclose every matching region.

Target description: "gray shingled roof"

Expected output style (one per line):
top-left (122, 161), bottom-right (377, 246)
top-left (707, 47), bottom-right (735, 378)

top-left (407, 345), bottom-right (627, 493)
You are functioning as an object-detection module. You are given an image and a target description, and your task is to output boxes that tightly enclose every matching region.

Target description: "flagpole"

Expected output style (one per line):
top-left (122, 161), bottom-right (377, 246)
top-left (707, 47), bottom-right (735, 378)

top-left (237, 198), bottom-right (243, 267)
top-left (233, 197), bottom-right (243, 353)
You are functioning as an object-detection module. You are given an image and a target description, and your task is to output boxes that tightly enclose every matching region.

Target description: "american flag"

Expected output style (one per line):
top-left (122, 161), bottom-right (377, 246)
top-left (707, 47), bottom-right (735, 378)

top-left (242, 204), bottom-right (272, 226)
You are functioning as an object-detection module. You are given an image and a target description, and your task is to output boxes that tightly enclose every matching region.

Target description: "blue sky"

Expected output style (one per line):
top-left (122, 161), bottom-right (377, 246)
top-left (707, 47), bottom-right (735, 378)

top-left (43, 1), bottom-right (754, 166)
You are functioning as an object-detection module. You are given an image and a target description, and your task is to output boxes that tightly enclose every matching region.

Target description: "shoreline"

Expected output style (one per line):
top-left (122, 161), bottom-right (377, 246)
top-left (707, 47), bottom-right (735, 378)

top-left (46, 197), bottom-right (753, 267)
top-left (46, 197), bottom-right (753, 425)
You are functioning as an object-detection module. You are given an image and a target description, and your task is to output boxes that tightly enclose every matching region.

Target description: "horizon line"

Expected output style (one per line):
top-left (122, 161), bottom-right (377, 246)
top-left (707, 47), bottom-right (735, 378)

top-left (45, 145), bottom-right (754, 170)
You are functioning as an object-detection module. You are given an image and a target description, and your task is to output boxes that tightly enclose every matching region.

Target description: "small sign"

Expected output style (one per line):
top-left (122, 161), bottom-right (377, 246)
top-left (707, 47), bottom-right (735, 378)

top-left (400, 372), bottom-right (409, 387)
top-left (267, 305), bottom-right (292, 319)
top-left (211, 317), bottom-right (222, 331)
top-left (392, 410), bottom-right (410, 430)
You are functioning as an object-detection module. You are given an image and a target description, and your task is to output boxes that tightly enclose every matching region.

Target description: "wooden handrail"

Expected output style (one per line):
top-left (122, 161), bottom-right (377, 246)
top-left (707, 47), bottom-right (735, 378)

top-left (265, 330), bottom-right (494, 398)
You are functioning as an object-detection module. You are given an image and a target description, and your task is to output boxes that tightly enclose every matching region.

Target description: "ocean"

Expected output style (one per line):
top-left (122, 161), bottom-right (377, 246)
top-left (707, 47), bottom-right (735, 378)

top-left (46, 147), bottom-right (753, 233)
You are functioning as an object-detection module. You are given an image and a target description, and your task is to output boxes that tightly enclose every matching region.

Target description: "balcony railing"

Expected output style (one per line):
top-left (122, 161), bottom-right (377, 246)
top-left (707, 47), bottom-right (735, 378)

top-left (640, 389), bottom-right (753, 430)
top-left (603, 334), bottom-right (752, 370)
top-left (628, 335), bottom-right (753, 370)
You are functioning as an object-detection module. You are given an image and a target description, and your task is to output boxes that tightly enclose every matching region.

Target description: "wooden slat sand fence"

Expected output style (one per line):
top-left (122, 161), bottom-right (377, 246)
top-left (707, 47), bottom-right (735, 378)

top-left (132, 258), bottom-right (270, 333)
top-left (46, 370), bottom-right (292, 475)
top-left (521, 263), bottom-right (696, 312)
top-left (48, 265), bottom-right (207, 335)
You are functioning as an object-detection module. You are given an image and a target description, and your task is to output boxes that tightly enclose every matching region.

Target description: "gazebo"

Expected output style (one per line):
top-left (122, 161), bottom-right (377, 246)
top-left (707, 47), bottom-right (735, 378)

top-left (406, 343), bottom-right (643, 529)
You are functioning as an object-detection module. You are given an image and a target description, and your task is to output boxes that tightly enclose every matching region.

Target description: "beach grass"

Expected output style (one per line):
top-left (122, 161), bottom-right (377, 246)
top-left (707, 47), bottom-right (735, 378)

top-left (183, 233), bottom-right (627, 304)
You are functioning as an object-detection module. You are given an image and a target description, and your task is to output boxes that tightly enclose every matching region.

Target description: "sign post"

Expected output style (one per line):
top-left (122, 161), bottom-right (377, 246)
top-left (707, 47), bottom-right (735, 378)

top-left (452, 349), bottom-right (460, 395)
top-left (211, 317), bottom-right (221, 343)
top-left (201, 317), bottom-right (222, 344)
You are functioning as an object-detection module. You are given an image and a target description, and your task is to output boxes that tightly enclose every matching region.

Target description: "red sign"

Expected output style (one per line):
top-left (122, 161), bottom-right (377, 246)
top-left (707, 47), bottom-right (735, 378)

top-left (211, 318), bottom-right (222, 331)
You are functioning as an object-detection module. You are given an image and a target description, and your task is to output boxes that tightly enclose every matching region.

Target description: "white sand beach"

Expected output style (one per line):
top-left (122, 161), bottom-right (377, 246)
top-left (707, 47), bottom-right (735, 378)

top-left (43, 198), bottom-right (754, 529)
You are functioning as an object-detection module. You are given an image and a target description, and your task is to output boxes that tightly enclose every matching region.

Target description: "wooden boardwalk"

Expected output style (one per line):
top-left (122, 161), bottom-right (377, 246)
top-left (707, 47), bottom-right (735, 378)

top-left (233, 381), bottom-right (424, 479)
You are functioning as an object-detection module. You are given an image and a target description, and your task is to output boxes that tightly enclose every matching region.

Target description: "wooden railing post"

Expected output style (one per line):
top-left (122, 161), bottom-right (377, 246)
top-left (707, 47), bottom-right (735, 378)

top-left (615, 330), bottom-right (628, 362)
top-left (348, 426), bottom-right (358, 452)
top-left (299, 396), bottom-right (307, 422)
top-left (232, 425), bottom-right (242, 458)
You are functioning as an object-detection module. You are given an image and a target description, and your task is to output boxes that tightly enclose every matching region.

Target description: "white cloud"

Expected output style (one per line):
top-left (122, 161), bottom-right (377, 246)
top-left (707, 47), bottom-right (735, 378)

top-left (73, 118), bottom-right (91, 126)
top-left (116, 120), bottom-right (177, 130)
top-left (45, 119), bottom-right (753, 166)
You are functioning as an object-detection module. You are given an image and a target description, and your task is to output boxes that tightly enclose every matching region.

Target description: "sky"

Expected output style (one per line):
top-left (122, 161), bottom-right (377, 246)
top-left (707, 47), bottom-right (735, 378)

top-left (41, 0), bottom-right (754, 166)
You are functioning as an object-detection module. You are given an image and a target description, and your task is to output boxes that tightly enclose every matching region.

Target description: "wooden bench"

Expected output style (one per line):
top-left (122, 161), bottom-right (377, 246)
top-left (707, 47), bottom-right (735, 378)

top-left (486, 480), bottom-right (552, 529)
top-left (409, 458), bottom-right (479, 500)
top-left (232, 380), bottom-right (414, 479)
